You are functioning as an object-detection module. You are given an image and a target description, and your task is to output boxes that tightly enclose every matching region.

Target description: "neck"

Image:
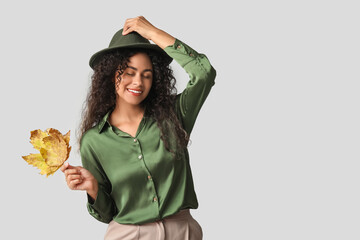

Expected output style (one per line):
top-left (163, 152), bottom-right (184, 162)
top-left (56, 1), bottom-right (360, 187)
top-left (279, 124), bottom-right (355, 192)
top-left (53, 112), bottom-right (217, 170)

top-left (111, 100), bottom-right (145, 123)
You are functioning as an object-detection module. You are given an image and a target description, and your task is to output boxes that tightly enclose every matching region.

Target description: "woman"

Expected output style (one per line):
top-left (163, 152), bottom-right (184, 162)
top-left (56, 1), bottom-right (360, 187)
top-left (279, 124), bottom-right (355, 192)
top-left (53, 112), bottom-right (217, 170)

top-left (61, 16), bottom-right (216, 240)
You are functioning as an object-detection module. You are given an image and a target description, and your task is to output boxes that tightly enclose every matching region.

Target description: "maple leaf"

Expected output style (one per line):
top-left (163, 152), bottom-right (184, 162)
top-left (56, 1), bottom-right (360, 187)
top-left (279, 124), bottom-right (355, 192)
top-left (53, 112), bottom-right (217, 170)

top-left (22, 128), bottom-right (71, 177)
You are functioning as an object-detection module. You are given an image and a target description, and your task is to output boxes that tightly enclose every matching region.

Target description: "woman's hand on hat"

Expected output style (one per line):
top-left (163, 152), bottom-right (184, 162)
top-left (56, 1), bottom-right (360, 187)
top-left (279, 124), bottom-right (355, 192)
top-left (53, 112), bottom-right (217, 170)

top-left (122, 16), bottom-right (175, 49)
top-left (122, 16), bottom-right (157, 40)
top-left (61, 162), bottom-right (98, 200)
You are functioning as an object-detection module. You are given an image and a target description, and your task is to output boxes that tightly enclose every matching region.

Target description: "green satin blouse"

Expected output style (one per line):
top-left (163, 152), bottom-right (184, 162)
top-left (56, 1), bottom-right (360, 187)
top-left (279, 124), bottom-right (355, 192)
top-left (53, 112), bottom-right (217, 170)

top-left (80, 39), bottom-right (216, 225)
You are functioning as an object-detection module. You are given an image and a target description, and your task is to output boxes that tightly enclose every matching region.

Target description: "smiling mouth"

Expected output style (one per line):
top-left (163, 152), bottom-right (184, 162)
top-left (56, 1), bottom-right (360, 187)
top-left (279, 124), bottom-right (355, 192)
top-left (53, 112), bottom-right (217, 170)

top-left (127, 89), bottom-right (143, 95)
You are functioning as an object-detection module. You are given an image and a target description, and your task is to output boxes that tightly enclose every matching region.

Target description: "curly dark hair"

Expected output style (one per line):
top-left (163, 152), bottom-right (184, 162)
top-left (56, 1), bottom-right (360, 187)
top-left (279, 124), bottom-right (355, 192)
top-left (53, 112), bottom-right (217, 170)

top-left (77, 48), bottom-right (189, 153)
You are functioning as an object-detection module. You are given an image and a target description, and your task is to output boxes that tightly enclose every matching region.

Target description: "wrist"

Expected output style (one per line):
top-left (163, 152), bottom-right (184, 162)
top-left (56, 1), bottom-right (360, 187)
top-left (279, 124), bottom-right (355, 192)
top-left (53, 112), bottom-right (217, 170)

top-left (150, 29), bottom-right (175, 49)
top-left (87, 179), bottom-right (98, 201)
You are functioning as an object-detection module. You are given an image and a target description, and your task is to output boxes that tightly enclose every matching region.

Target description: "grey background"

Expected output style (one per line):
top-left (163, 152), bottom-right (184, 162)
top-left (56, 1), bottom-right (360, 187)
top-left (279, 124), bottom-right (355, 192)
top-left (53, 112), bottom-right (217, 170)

top-left (1, 0), bottom-right (359, 239)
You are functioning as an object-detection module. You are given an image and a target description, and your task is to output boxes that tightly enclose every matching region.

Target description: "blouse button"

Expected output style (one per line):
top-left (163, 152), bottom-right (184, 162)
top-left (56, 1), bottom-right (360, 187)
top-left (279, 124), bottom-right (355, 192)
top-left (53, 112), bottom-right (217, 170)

top-left (138, 155), bottom-right (143, 160)
top-left (148, 175), bottom-right (152, 180)
top-left (177, 45), bottom-right (181, 49)
top-left (133, 138), bottom-right (137, 143)
top-left (153, 197), bottom-right (158, 202)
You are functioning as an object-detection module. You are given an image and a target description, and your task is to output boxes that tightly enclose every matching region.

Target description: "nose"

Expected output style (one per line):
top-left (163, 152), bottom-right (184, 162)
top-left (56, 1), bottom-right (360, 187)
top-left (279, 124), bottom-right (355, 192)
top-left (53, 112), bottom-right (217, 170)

top-left (132, 73), bottom-right (143, 86)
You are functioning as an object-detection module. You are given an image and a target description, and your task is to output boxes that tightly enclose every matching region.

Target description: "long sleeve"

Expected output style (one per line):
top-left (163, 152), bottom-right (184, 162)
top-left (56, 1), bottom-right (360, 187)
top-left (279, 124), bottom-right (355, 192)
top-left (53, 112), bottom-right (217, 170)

top-left (80, 135), bottom-right (117, 223)
top-left (164, 39), bottom-right (216, 135)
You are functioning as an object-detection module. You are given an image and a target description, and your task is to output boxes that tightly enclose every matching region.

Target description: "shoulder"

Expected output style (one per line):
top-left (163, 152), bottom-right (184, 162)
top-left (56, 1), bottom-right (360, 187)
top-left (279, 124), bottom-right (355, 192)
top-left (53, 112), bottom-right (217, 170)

top-left (80, 126), bottom-right (101, 151)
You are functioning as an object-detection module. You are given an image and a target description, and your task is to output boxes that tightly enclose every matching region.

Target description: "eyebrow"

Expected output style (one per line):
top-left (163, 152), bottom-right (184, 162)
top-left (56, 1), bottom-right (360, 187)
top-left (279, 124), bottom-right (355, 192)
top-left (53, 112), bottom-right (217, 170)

top-left (127, 66), bottom-right (153, 73)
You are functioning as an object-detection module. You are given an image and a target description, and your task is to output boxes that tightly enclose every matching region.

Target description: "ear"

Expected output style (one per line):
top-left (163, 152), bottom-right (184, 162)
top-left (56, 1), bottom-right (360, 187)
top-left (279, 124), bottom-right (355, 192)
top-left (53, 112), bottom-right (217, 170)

top-left (113, 70), bottom-right (122, 91)
top-left (115, 70), bottom-right (121, 81)
top-left (114, 69), bottom-right (122, 86)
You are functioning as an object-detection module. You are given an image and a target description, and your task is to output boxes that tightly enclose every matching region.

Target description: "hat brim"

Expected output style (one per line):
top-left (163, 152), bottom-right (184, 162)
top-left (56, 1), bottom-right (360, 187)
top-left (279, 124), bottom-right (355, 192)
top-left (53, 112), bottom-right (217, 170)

top-left (89, 43), bottom-right (172, 69)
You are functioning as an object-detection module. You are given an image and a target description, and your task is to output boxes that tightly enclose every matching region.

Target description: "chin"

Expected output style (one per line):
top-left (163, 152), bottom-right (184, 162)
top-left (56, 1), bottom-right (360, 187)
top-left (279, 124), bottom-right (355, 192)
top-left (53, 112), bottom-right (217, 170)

top-left (126, 99), bottom-right (145, 106)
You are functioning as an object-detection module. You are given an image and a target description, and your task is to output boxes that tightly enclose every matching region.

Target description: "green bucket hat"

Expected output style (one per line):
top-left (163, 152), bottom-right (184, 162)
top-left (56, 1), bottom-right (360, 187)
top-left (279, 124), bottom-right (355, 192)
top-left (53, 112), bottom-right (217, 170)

top-left (89, 28), bottom-right (172, 69)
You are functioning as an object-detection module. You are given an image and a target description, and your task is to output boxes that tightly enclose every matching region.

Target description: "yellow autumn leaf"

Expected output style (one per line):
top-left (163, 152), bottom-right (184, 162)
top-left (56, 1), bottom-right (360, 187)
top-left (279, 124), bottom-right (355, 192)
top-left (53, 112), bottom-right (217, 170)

top-left (30, 129), bottom-right (48, 151)
top-left (22, 128), bottom-right (71, 177)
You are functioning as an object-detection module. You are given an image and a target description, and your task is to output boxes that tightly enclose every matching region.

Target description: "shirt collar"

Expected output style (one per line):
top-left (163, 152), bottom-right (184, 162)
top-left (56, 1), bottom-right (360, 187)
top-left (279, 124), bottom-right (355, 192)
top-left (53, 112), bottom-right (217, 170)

top-left (98, 109), bottom-right (113, 133)
top-left (97, 107), bottom-right (149, 135)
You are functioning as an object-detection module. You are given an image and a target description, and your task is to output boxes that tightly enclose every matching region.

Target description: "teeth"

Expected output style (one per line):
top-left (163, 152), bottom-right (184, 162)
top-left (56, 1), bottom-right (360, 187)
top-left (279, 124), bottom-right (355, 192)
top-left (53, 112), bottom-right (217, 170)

top-left (128, 89), bottom-right (142, 94)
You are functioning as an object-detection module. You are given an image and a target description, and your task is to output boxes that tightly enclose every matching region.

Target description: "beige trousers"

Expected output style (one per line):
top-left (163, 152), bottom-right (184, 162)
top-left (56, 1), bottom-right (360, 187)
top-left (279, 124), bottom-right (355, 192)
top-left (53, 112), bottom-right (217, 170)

top-left (104, 209), bottom-right (202, 240)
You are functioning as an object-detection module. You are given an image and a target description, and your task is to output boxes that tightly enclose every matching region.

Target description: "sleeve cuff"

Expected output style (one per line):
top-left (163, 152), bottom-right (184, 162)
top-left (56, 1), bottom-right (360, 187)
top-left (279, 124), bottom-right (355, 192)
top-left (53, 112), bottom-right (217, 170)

top-left (163, 39), bottom-right (200, 67)
top-left (86, 186), bottom-right (113, 223)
